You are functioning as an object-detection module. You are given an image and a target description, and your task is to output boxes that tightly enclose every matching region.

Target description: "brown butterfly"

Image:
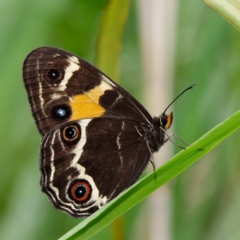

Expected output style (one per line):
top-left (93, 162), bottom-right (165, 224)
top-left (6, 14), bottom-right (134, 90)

top-left (22, 47), bottom-right (193, 217)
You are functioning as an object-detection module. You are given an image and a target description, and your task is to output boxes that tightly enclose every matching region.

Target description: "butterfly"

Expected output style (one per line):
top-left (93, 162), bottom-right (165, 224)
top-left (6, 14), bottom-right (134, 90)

top-left (22, 47), bottom-right (193, 217)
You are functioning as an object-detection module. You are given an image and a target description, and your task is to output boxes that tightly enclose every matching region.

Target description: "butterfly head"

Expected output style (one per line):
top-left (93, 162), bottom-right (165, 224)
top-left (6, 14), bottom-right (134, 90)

top-left (159, 84), bottom-right (196, 130)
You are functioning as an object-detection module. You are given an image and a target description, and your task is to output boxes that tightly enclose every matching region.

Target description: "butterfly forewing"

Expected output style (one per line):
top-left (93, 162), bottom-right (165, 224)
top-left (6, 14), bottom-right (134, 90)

top-left (22, 47), bottom-right (152, 136)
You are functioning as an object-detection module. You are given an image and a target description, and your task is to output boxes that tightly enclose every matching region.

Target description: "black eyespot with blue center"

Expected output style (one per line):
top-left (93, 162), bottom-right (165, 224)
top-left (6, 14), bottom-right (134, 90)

top-left (47, 69), bottom-right (61, 81)
top-left (75, 185), bottom-right (86, 198)
top-left (52, 104), bottom-right (71, 121)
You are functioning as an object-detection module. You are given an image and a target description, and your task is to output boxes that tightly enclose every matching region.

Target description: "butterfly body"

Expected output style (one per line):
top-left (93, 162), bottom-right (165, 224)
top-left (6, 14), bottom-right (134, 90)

top-left (23, 47), bottom-right (172, 217)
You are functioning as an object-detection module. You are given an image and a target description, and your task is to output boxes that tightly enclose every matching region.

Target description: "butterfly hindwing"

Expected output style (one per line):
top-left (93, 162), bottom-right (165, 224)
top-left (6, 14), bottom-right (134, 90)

top-left (40, 117), bottom-right (150, 217)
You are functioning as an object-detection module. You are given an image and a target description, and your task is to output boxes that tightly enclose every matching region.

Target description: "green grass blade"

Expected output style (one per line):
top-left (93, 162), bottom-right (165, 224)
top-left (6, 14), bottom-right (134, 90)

top-left (95, 0), bottom-right (130, 81)
top-left (203, 0), bottom-right (240, 31)
top-left (59, 111), bottom-right (240, 240)
top-left (95, 1), bottom-right (130, 238)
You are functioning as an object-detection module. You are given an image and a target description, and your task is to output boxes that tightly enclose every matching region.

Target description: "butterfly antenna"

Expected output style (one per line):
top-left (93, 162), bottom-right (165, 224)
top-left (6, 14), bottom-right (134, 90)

top-left (163, 84), bottom-right (196, 114)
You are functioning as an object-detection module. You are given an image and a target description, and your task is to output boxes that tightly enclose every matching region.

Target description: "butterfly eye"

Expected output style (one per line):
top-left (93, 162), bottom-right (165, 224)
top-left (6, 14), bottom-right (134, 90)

top-left (160, 115), bottom-right (167, 127)
top-left (47, 69), bottom-right (61, 81)
top-left (69, 180), bottom-right (91, 203)
top-left (62, 125), bottom-right (80, 141)
top-left (52, 104), bottom-right (71, 121)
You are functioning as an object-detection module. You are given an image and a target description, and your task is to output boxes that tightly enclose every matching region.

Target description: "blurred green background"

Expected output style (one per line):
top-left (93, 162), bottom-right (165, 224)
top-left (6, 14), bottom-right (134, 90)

top-left (1, 0), bottom-right (240, 239)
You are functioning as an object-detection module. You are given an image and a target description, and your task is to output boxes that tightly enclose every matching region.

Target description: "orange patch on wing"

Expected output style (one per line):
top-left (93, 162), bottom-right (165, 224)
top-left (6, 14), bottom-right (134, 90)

top-left (69, 86), bottom-right (106, 120)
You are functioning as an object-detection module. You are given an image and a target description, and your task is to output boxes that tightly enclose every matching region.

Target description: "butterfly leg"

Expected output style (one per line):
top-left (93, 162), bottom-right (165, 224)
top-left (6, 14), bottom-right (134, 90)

top-left (161, 128), bottom-right (189, 149)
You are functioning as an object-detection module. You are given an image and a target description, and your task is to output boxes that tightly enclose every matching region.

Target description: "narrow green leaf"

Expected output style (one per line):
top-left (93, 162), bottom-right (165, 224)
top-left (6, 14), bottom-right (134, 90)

top-left (95, 1), bottom-right (130, 238)
top-left (203, 0), bottom-right (240, 31)
top-left (59, 110), bottom-right (240, 240)
top-left (95, 0), bottom-right (130, 81)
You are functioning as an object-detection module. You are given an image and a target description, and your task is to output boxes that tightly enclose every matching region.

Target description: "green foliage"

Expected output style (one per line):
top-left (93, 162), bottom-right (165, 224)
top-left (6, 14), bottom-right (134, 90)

top-left (1, 0), bottom-right (240, 239)
top-left (96, 0), bottom-right (130, 81)
top-left (204, 0), bottom-right (240, 32)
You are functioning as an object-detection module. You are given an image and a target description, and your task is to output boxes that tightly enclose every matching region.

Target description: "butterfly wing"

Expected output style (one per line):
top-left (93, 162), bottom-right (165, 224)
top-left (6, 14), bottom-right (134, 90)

top-left (23, 47), bottom-right (153, 136)
top-left (40, 117), bottom-right (150, 217)
top-left (22, 47), bottom-right (156, 217)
